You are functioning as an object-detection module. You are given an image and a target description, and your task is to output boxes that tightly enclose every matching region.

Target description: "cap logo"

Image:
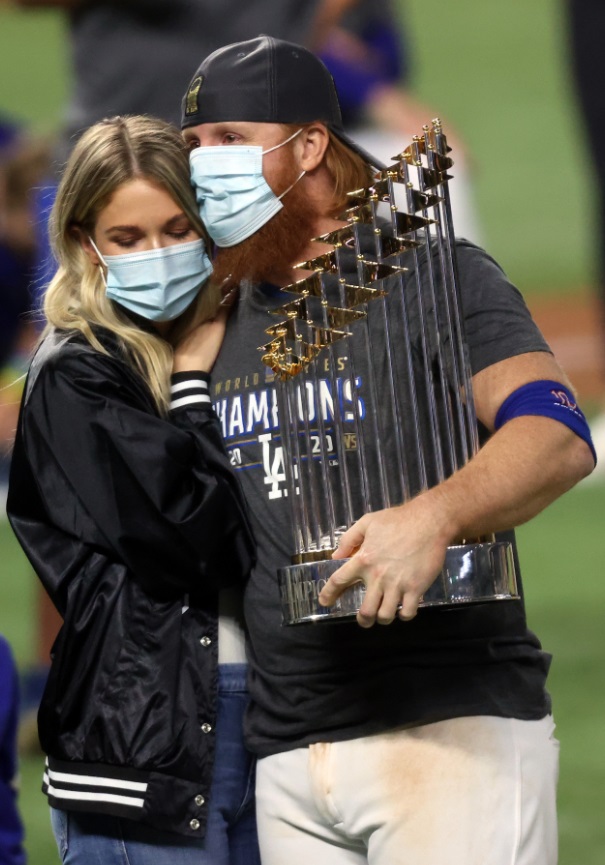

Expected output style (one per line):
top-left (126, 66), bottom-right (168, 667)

top-left (185, 76), bottom-right (203, 116)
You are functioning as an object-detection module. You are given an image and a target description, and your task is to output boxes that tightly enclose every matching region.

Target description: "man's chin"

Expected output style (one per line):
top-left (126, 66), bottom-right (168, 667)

top-left (212, 238), bottom-right (289, 289)
top-left (212, 187), bottom-right (318, 288)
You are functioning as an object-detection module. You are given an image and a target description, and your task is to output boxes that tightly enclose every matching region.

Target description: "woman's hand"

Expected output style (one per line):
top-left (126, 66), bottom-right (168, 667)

top-left (172, 307), bottom-right (228, 373)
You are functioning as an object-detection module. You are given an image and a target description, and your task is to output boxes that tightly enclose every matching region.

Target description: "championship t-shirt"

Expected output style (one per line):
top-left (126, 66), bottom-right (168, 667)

top-left (211, 237), bottom-right (553, 756)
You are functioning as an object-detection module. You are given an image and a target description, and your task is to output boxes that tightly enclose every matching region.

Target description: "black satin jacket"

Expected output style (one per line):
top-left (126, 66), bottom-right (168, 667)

top-left (7, 329), bottom-right (255, 838)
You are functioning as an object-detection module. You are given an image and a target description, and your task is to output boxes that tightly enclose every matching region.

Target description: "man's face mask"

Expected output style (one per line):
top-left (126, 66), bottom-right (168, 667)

top-left (189, 128), bottom-right (305, 248)
top-left (90, 237), bottom-right (213, 322)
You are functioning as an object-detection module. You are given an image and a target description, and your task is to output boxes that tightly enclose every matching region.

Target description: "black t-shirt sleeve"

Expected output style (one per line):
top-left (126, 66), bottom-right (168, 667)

top-left (454, 241), bottom-right (552, 375)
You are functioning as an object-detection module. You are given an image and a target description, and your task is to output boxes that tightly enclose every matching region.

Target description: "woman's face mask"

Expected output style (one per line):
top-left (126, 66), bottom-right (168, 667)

top-left (189, 128), bottom-right (305, 248)
top-left (90, 237), bottom-right (213, 322)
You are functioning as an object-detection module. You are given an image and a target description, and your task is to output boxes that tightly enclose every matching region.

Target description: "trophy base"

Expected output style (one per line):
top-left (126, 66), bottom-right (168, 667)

top-left (279, 541), bottom-right (518, 625)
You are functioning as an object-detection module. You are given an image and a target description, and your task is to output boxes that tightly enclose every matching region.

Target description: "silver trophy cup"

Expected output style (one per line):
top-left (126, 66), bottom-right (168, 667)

top-left (260, 120), bottom-right (518, 625)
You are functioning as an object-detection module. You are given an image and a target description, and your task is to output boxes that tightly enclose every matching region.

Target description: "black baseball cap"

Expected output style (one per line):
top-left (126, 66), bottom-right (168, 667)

top-left (181, 34), bottom-right (386, 170)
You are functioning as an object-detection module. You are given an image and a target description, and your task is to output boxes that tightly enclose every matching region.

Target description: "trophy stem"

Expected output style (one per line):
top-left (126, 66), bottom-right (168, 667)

top-left (371, 178), bottom-right (429, 494)
top-left (361, 197), bottom-right (411, 504)
top-left (325, 342), bottom-right (355, 528)
top-left (429, 121), bottom-right (479, 459)
top-left (410, 139), bottom-right (457, 483)
top-left (275, 376), bottom-right (310, 551)
top-left (418, 139), bottom-right (468, 467)
top-left (300, 357), bottom-right (337, 551)
top-left (295, 358), bottom-right (324, 550)
top-left (354, 299), bottom-right (394, 508)
top-left (329, 262), bottom-right (372, 514)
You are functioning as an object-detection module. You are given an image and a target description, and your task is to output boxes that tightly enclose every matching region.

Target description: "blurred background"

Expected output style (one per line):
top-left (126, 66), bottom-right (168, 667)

top-left (0, 1), bottom-right (604, 863)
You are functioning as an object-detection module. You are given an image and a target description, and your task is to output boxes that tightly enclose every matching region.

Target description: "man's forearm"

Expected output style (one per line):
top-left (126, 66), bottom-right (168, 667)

top-left (427, 415), bottom-right (594, 542)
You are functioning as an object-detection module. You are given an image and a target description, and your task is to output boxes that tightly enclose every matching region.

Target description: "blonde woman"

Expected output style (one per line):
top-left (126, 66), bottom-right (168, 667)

top-left (7, 116), bottom-right (260, 865)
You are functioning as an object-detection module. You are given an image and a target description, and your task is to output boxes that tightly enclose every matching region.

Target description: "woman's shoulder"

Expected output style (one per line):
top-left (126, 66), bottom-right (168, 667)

top-left (25, 327), bottom-right (132, 402)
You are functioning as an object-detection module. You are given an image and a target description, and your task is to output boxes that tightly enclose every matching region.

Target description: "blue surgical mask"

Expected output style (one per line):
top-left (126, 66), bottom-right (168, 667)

top-left (91, 237), bottom-right (213, 322)
top-left (189, 128), bottom-right (305, 248)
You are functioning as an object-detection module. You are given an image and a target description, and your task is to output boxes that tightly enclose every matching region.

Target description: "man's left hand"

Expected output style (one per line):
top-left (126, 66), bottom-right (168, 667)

top-left (318, 493), bottom-right (451, 627)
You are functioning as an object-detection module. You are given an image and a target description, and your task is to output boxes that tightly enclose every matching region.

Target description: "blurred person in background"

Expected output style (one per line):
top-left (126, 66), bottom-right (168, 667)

top-left (0, 117), bottom-right (48, 488)
top-left (1, 0), bottom-right (352, 171)
top-left (0, 117), bottom-right (60, 754)
top-left (0, 634), bottom-right (25, 865)
top-left (317, 0), bottom-right (482, 242)
top-left (7, 114), bottom-right (258, 865)
top-left (567, 0), bottom-right (605, 474)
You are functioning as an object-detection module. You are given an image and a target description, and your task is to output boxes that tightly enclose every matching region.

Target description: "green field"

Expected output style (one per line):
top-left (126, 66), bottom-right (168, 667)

top-left (1, 1), bottom-right (604, 863)
top-left (404, 0), bottom-right (596, 294)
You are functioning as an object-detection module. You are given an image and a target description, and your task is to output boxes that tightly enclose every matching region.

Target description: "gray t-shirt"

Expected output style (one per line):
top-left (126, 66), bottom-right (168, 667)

top-left (211, 238), bottom-right (553, 757)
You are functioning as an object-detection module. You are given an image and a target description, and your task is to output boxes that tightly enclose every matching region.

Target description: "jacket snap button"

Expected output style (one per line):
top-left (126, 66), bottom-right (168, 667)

top-left (200, 636), bottom-right (211, 647)
top-left (189, 819), bottom-right (200, 830)
top-left (201, 723), bottom-right (212, 734)
top-left (195, 794), bottom-right (205, 806)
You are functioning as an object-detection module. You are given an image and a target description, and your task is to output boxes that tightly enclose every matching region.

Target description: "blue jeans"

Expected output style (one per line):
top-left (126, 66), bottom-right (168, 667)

top-left (50, 664), bottom-right (260, 865)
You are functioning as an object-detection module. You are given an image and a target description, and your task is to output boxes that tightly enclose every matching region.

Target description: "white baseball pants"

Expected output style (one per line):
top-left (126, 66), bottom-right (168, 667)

top-left (256, 715), bottom-right (559, 865)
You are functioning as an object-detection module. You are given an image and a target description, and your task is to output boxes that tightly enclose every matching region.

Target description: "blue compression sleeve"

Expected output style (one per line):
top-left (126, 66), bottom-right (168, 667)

top-left (494, 379), bottom-right (596, 464)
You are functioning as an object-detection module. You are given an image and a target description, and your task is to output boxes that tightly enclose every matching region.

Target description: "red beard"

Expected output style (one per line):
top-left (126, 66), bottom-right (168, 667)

top-left (212, 170), bottom-right (318, 289)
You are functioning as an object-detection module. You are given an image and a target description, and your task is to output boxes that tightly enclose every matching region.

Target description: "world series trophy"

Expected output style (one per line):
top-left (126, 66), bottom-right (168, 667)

top-left (261, 119), bottom-right (518, 625)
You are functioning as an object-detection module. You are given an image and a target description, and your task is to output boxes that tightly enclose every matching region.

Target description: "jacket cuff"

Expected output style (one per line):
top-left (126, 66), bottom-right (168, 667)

top-left (169, 371), bottom-right (212, 411)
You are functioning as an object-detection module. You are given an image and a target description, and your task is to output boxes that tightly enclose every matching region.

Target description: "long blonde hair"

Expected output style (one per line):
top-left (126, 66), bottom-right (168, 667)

top-left (43, 115), bottom-right (218, 413)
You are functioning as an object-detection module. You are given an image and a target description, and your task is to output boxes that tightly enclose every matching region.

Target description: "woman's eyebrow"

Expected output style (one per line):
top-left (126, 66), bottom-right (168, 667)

top-left (165, 214), bottom-right (189, 226)
top-left (103, 224), bottom-right (141, 234)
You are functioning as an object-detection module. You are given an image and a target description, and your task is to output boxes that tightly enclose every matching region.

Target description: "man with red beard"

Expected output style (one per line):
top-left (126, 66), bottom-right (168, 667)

top-left (180, 35), bottom-right (595, 865)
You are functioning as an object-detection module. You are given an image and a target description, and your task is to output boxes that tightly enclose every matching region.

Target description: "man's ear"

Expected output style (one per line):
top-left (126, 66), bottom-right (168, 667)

top-left (297, 124), bottom-right (330, 172)
top-left (72, 225), bottom-right (103, 267)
